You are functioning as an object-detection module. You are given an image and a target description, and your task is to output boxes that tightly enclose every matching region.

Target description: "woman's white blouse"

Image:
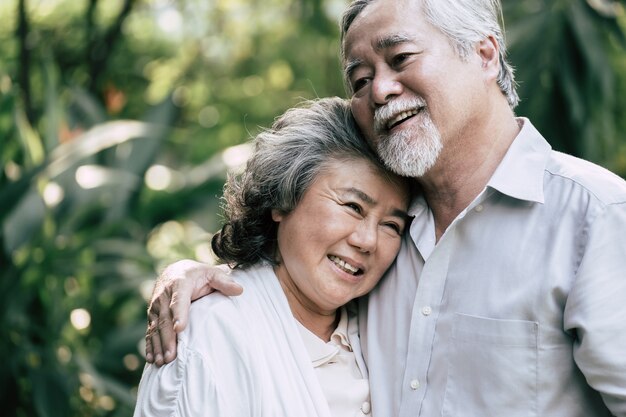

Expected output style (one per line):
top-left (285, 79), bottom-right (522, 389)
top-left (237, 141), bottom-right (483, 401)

top-left (133, 264), bottom-right (370, 417)
top-left (297, 307), bottom-right (372, 416)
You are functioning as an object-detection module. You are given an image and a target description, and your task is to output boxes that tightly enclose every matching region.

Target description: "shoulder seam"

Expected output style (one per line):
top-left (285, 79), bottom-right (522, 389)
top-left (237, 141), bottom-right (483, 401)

top-left (544, 168), bottom-right (626, 207)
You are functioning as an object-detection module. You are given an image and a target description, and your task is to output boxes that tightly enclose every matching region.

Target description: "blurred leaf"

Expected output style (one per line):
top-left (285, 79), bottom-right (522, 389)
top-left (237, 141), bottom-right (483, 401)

top-left (68, 86), bottom-right (109, 128)
top-left (568, 0), bottom-right (614, 97)
top-left (0, 120), bottom-right (161, 230)
top-left (77, 354), bottom-right (136, 406)
top-left (14, 104), bottom-right (45, 168)
top-left (46, 120), bottom-right (161, 178)
top-left (42, 56), bottom-right (61, 151)
top-left (0, 165), bottom-right (45, 222)
top-left (586, 0), bottom-right (623, 17)
top-left (115, 94), bottom-right (178, 175)
top-left (31, 368), bottom-right (71, 417)
top-left (2, 187), bottom-right (46, 252)
top-left (506, 0), bottom-right (626, 166)
top-left (105, 94), bottom-right (178, 222)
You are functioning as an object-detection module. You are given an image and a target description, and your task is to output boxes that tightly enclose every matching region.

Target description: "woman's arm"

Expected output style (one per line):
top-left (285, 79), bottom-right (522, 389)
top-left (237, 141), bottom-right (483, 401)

top-left (134, 341), bottom-right (217, 417)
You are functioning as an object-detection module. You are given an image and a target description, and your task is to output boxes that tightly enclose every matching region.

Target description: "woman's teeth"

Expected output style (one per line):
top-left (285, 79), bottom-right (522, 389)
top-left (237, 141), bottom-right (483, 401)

top-left (329, 255), bottom-right (359, 275)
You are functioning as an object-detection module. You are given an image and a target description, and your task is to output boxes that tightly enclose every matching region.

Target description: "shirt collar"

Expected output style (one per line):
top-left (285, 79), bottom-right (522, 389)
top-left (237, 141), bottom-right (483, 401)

top-left (487, 117), bottom-right (551, 204)
top-left (406, 118), bottom-right (552, 258)
top-left (296, 307), bottom-right (352, 367)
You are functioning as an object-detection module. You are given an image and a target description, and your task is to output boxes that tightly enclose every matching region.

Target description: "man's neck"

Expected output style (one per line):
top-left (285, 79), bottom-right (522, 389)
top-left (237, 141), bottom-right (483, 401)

top-left (419, 115), bottom-right (521, 241)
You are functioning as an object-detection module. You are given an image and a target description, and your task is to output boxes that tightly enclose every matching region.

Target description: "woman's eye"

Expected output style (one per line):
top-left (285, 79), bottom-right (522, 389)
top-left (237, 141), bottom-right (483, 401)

top-left (384, 222), bottom-right (402, 235)
top-left (346, 202), bottom-right (362, 214)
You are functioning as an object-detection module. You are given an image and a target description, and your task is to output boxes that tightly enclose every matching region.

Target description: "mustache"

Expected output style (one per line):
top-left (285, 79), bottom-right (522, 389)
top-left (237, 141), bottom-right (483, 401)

top-left (374, 97), bottom-right (427, 132)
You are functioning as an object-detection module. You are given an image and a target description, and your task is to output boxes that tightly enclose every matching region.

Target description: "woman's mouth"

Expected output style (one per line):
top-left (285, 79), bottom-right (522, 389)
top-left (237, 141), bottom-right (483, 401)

top-left (328, 255), bottom-right (362, 275)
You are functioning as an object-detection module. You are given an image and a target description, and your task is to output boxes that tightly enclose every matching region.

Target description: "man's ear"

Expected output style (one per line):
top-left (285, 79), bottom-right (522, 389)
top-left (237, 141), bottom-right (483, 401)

top-left (476, 35), bottom-right (500, 80)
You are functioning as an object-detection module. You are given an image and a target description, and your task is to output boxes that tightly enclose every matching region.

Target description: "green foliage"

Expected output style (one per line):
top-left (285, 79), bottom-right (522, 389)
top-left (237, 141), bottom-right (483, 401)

top-left (0, 71), bottom-right (177, 415)
top-left (504, 0), bottom-right (626, 174)
top-left (0, 0), bottom-right (625, 416)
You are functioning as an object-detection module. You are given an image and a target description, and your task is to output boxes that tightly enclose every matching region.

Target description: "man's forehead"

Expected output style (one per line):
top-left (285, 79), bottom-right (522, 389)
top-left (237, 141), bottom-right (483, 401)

top-left (345, 0), bottom-right (421, 29)
top-left (343, 0), bottom-right (425, 55)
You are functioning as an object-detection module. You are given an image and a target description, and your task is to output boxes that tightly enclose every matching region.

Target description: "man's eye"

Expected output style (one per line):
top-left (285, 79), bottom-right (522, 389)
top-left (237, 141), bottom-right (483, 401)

top-left (352, 78), bottom-right (369, 92)
top-left (391, 53), bottom-right (411, 67)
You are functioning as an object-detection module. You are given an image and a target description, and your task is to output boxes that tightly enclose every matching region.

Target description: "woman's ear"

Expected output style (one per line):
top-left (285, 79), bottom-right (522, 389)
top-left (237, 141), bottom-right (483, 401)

top-left (271, 209), bottom-right (283, 222)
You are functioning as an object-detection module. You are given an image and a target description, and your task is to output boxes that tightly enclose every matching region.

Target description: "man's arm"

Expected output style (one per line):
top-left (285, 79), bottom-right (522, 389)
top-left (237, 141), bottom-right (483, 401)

top-left (565, 202), bottom-right (626, 415)
top-left (145, 260), bottom-right (243, 366)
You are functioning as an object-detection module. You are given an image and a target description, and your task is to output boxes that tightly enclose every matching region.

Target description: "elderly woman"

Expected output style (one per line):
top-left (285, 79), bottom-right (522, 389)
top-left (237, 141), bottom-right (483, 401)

top-left (133, 97), bottom-right (410, 417)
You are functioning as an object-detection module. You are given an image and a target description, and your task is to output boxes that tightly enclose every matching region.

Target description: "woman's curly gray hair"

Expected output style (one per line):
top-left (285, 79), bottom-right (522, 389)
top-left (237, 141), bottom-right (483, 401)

top-left (211, 97), bottom-right (390, 268)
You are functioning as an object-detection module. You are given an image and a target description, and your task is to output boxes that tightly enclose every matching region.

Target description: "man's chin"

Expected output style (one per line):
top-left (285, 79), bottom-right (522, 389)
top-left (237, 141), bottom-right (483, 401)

top-left (377, 143), bottom-right (435, 178)
top-left (377, 124), bottom-right (442, 178)
top-left (385, 162), bottom-right (430, 178)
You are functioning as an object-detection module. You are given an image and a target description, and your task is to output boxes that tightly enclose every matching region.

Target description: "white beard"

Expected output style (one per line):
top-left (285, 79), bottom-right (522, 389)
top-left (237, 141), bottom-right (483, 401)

top-left (375, 108), bottom-right (443, 178)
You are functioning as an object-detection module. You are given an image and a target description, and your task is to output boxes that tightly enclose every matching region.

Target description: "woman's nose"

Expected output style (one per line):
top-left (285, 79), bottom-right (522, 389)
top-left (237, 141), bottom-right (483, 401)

top-left (348, 221), bottom-right (378, 253)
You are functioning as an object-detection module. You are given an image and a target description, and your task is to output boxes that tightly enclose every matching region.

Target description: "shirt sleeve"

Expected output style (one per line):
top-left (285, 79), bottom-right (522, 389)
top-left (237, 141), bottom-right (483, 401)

top-left (565, 201), bottom-right (626, 416)
top-left (133, 341), bottom-right (219, 417)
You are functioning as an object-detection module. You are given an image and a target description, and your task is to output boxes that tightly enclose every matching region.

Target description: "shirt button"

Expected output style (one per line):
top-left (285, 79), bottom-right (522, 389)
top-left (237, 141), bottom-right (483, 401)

top-left (410, 379), bottom-right (420, 390)
top-left (361, 401), bottom-right (371, 414)
top-left (475, 204), bottom-right (484, 212)
top-left (421, 306), bottom-right (432, 316)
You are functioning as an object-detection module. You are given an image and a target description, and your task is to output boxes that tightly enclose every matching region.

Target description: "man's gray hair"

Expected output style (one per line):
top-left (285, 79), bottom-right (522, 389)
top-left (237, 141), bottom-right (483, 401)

top-left (340, 0), bottom-right (519, 108)
top-left (211, 97), bottom-right (392, 268)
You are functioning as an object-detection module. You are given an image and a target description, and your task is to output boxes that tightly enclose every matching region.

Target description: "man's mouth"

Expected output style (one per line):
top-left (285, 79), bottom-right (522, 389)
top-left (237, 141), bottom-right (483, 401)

top-left (386, 108), bottom-right (421, 130)
top-left (328, 255), bottom-right (362, 275)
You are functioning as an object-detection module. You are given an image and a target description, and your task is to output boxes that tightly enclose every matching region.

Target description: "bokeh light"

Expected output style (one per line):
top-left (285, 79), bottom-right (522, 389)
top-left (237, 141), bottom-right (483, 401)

top-left (70, 308), bottom-right (91, 331)
top-left (42, 182), bottom-right (64, 207)
top-left (75, 165), bottom-right (107, 189)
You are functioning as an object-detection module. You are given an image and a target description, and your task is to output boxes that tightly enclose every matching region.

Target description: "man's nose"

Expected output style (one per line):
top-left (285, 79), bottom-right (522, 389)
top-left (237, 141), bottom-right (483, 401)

top-left (371, 71), bottom-right (402, 106)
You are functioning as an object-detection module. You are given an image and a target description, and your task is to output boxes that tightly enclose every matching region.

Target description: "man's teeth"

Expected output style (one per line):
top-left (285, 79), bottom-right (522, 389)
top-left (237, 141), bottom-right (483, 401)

top-left (329, 255), bottom-right (359, 274)
top-left (387, 109), bottom-right (419, 129)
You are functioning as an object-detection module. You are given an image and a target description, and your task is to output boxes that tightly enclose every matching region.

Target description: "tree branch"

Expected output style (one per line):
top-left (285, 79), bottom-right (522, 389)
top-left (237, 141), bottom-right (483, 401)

top-left (17, 0), bottom-right (33, 122)
top-left (87, 0), bottom-right (136, 96)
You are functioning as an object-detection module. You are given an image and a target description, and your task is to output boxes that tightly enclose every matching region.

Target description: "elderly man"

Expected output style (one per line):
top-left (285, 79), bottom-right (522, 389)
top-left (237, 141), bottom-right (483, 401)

top-left (145, 0), bottom-right (626, 415)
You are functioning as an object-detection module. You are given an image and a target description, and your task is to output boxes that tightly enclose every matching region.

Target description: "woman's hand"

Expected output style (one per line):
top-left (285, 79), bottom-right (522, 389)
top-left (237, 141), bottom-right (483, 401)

top-left (145, 260), bottom-right (243, 366)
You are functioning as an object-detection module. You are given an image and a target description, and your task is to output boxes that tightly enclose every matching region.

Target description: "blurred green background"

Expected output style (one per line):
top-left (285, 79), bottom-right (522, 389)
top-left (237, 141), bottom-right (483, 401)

top-left (1, 0), bottom-right (625, 416)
